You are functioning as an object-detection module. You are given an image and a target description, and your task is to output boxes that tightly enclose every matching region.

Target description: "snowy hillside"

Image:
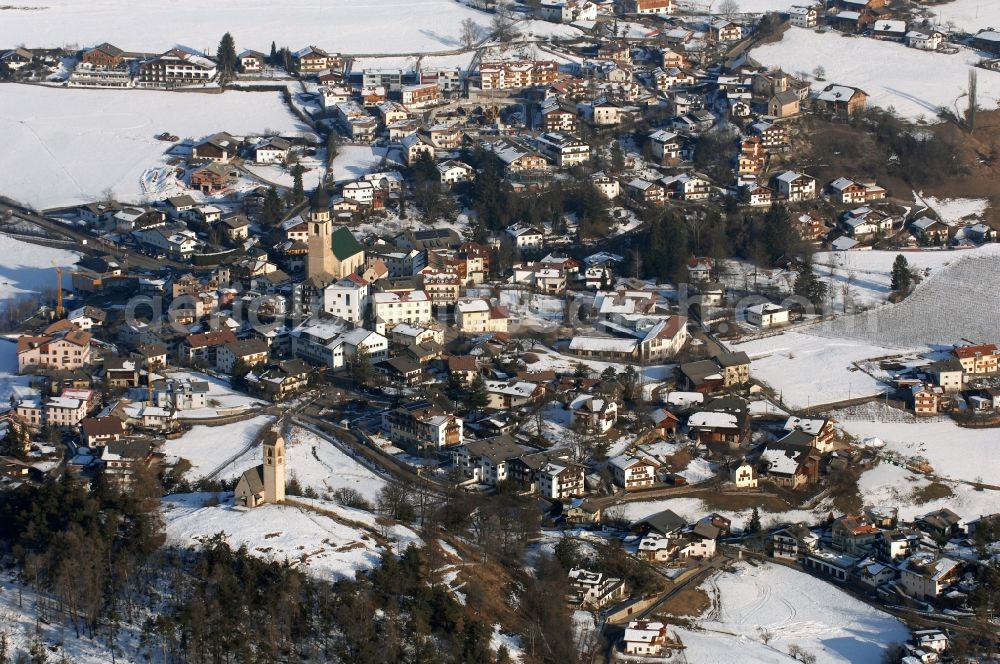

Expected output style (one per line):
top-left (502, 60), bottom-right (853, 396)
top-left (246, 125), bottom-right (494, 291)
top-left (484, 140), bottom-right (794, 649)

top-left (163, 493), bottom-right (422, 579)
top-left (752, 28), bottom-right (1000, 121)
top-left (0, 85), bottom-right (306, 209)
top-left (0, 234), bottom-right (79, 302)
top-left (0, 0), bottom-right (492, 54)
top-left (686, 562), bottom-right (910, 664)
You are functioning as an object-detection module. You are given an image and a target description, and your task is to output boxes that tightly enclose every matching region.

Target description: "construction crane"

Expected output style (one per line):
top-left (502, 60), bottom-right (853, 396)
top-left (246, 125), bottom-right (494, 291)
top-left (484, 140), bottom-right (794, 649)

top-left (52, 264), bottom-right (64, 319)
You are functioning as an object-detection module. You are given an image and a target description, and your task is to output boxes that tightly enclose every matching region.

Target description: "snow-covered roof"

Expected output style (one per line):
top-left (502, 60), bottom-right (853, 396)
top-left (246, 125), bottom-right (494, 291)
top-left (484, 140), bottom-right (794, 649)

top-left (761, 448), bottom-right (800, 475)
top-left (568, 336), bottom-right (638, 353)
top-left (687, 411), bottom-right (737, 429)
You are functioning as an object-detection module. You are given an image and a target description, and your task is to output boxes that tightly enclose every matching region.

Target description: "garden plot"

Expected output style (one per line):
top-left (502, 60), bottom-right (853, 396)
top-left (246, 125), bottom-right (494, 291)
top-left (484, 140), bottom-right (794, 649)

top-left (689, 561), bottom-right (909, 664)
top-left (328, 145), bottom-right (397, 183)
top-left (815, 246), bottom-right (1000, 348)
top-left (752, 28), bottom-right (1000, 121)
top-left (914, 192), bottom-right (990, 226)
top-left (0, 85), bottom-right (305, 209)
top-left (0, 0), bottom-right (492, 54)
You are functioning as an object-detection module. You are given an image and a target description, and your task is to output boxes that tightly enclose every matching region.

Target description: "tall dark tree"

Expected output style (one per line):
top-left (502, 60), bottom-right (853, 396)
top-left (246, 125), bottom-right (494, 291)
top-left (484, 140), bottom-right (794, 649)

top-left (890, 254), bottom-right (912, 293)
top-left (261, 186), bottom-right (283, 226)
top-left (216, 32), bottom-right (237, 85)
top-left (610, 140), bottom-right (625, 173)
top-left (792, 254), bottom-right (827, 308)
top-left (269, 41), bottom-right (277, 65)
top-left (465, 375), bottom-right (490, 413)
top-left (290, 164), bottom-right (305, 204)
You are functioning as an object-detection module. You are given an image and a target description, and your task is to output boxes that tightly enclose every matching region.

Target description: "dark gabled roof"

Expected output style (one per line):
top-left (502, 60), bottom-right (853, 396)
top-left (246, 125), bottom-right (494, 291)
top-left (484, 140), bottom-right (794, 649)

top-left (239, 465), bottom-right (265, 495)
top-left (331, 227), bottom-right (363, 261)
top-left (714, 351), bottom-right (750, 367)
top-left (776, 429), bottom-right (816, 447)
top-left (81, 417), bottom-right (125, 437)
top-left (635, 509), bottom-right (687, 536)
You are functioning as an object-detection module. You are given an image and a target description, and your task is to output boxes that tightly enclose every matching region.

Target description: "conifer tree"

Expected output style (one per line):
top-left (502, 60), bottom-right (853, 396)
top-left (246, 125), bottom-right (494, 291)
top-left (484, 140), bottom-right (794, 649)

top-left (890, 254), bottom-right (912, 293)
top-left (216, 32), bottom-right (237, 85)
top-left (793, 254), bottom-right (827, 308)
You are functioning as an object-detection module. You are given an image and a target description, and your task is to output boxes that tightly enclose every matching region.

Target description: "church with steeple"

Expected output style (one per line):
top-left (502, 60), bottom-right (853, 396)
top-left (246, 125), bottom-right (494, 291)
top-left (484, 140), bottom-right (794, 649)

top-left (305, 187), bottom-right (365, 284)
top-left (234, 427), bottom-right (286, 508)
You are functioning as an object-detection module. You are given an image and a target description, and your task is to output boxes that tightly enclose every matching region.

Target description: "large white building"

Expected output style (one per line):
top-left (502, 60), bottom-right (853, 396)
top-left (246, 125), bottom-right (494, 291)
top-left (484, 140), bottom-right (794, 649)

top-left (372, 290), bottom-right (433, 326)
top-left (455, 299), bottom-right (509, 334)
top-left (322, 275), bottom-right (369, 323)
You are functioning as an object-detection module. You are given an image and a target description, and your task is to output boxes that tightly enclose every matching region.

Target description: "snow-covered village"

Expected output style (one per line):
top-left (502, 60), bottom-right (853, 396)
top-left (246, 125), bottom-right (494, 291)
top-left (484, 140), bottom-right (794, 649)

top-left (0, 0), bottom-right (999, 662)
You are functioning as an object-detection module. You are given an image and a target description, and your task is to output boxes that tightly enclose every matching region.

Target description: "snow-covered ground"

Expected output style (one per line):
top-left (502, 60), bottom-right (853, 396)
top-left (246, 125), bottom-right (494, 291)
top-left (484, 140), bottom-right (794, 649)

top-left (164, 415), bottom-right (275, 478)
top-left (621, 496), bottom-right (821, 530)
top-left (687, 561), bottom-right (909, 664)
top-left (328, 145), bottom-right (396, 183)
top-left (0, 234), bottom-right (79, 303)
top-left (920, 0), bottom-right (1000, 35)
top-left (0, 339), bottom-right (40, 404)
top-left (0, 85), bottom-right (305, 209)
top-left (0, 0), bottom-right (493, 54)
top-left (914, 193), bottom-right (990, 226)
top-left (811, 246), bottom-right (990, 311)
top-left (212, 425), bottom-right (387, 502)
top-left (734, 330), bottom-right (910, 409)
top-left (163, 369), bottom-right (265, 419)
top-left (855, 461), bottom-right (1000, 523)
top-left (162, 493), bottom-right (421, 579)
top-left (752, 28), bottom-right (1000, 121)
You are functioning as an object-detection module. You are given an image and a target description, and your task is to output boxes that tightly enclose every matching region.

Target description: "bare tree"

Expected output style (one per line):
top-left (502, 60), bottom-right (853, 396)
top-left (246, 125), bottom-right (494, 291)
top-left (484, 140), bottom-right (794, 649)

top-left (718, 0), bottom-right (740, 18)
top-left (459, 18), bottom-right (483, 49)
top-left (967, 68), bottom-right (978, 133)
top-left (813, 65), bottom-right (826, 80)
top-left (491, 11), bottom-right (517, 42)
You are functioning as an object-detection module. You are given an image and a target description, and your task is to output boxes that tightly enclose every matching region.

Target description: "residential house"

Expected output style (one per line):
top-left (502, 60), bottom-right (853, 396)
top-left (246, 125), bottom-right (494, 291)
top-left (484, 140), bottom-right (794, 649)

top-left (567, 568), bottom-right (627, 608)
top-left (17, 326), bottom-right (93, 373)
top-left (216, 339), bottom-right (269, 374)
top-left (774, 171), bottom-right (817, 201)
top-left (383, 402), bottom-right (464, 451)
top-left (569, 396), bottom-right (618, 434)
top-left (609, 455), bottom-right (657, 490)
top-left (815, 84), bottom-right (868, 115)
top-left (953, 343), bottom-right (998, 376)
top-left (455, 299), bottom-right (509, 334)
top-left (746, 303), bottom-right (788, 328)
top-left (899, 555), bottom-right (962, 601)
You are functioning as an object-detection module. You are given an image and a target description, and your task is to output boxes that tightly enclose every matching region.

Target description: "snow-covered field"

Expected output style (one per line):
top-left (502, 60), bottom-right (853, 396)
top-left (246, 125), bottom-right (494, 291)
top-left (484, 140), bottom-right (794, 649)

top-left (922, 0), bottom-right (1000, 34)
top-left (328, 145), bottom-right (396, 183)
top-left (0, 85), bottom-right (305, 209)
top-left (164, 415), bottom-right (275, 478)
top-left (213, 425), bottom-right (387, 502)
top-left (915, 193), bottom-right (990, 226)
top-left (163, 493), bottom-right (421, 578)
top-left (735, 330), bottom-right (909, 409)
top-left (0, 0), bottom-right (491, 54)
top-left (855, 461), bottom-right (1000, 522)
top-left (688, 562), bottom-right (909, 664)
top-left (752, 28), bottom-right (1000, 121)
top-left (0, 234), bottom-right (79, 303)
